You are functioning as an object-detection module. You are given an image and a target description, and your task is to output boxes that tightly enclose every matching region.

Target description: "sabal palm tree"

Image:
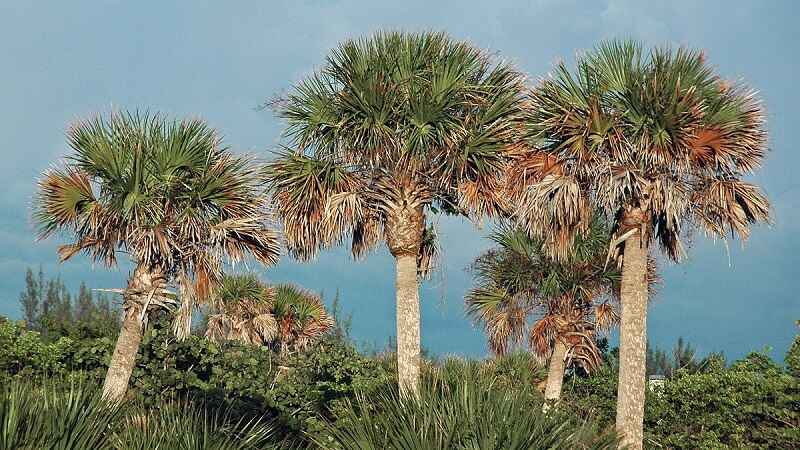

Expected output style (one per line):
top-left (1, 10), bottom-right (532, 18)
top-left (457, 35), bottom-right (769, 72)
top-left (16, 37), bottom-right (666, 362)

top-left (265, 31), bottom-right (527, 393)
top-left (514, 41), bottom-right (770, 449)
top-left (35, 112), bottom-right (280, 401)
top-left (465, 218), bottom-right (626, 406)
top-left (206, 274), bottom-right (333, 354)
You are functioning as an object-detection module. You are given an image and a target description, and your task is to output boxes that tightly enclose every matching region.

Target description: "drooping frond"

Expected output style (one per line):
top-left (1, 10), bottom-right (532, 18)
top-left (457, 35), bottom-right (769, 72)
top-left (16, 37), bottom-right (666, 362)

top-left (264, 151), bottom-right (363, 260)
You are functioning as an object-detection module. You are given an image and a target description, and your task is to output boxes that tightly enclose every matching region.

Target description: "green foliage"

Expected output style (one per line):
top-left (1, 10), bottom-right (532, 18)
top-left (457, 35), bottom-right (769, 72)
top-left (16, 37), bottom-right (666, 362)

top-left (0, 320), bottom-right (74, 377)
top-left (113, 402), bottom-right (277, 450)
top-left (645, 354), bottom-right (799, 449)
top-left (315, 357), bottom-right (618, 450)
top-left (2, 316), bottom-right (797, 449)
top-left (0, 381), bottom-right (277, 450)
top-left (563, 345), bottom-right (800, 449)
top-left (0, 381), bottom-right (122, 450)
top-left (786, 333), bottom-right (800, 377)
top-left (646, 337), bottom-right (725, 378)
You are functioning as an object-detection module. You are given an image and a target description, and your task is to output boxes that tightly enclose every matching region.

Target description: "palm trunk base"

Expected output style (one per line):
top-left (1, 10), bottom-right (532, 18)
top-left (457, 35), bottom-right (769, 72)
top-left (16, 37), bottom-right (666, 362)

top-left (543, 339), bottom-right (568, 412)
top-left (395, 254), bottom-right (421, 395)
top-left (102, 309), bottom-right (143, 402)
top-left (615, 235), bottom-right (649, 450)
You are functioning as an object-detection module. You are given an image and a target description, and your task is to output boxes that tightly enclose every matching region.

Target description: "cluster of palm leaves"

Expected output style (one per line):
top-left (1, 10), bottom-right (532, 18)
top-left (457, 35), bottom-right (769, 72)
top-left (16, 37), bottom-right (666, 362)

top-left (466, 217), bottom-right (621, 365)
top-left (205, 274), bottom-right (333, 354)
top-left (316, 358), bottom-right (618, 450)
top-left (35, 112), bottom-right (281, 400)
top-left (0, 381), bottom-right (277, 450)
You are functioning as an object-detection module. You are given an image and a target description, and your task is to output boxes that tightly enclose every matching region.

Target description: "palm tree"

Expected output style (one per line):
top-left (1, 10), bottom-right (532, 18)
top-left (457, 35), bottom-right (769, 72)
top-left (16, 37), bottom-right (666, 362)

top-left (514, 41), bottom-right (770, 448)
top-left (34, 112), bottom-right (280, 401)
top-left (205, 274), bottom-right (334, 354)
top-left (465, 218), bottom-right (627, 406)
top-left (265, 31), bottom-right (527, 393)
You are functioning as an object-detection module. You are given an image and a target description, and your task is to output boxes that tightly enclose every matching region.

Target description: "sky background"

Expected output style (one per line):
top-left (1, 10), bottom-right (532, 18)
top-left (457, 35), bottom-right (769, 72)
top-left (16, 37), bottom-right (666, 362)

top-left (1, 0), bottom-right (798, 361)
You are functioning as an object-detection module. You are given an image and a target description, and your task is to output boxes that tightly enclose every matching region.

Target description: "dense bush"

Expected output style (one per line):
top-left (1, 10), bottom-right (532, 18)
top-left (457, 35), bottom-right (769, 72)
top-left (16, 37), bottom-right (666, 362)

top-left (562, 350), bottom-right (800, 449)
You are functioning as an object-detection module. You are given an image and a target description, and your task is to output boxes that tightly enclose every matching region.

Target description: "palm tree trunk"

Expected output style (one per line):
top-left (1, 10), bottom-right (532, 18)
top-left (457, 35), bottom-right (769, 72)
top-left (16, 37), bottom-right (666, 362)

top-left (395, 253), bottom-right (421, 395)
top-left (543, 339), bottom-right (568, 409)
top-left (101, 265), bottom-right (156, 402)
top-left (615, 234), bottom-right (650, 450)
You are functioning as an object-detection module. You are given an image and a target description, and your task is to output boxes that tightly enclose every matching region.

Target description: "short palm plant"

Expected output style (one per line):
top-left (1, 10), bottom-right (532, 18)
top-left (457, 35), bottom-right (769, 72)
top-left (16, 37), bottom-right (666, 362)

top-left (514, 41), bottom-right (770, 448)
top-left (35, 112), bottom-right (280, 401)
top-left (266, 31), bottom-right (527, 393)
top-left (466, 217), bottom-right (634, 405)
top-left (316, 359), bottom-right (619, 450)
top-left (205, 274), bottom-right (333, 354)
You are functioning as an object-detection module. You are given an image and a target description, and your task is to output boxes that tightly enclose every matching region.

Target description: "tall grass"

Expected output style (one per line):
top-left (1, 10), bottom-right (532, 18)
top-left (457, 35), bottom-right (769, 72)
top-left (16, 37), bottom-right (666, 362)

top-left (0, 381), bottom-right (277, 450)
top-left (313, 357), bottom-right (618, 450)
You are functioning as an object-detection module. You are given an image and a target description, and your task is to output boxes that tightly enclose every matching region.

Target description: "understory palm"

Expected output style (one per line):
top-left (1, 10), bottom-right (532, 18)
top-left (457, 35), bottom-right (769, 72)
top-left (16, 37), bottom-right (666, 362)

top-left (514, 40), bottom-right (770, 449)
top-left (266, 31), bottom-right (527, 393)
top-left (466, 217), bottom-right (628, 404)
top-left (35, 112), bottom-right (280, 401)
top-left (205, 274), bottom-right (333, 354)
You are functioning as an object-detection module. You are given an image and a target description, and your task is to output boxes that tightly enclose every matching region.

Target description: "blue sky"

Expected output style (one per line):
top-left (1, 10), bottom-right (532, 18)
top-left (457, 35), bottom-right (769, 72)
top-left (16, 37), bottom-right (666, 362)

top-left (1, 0), bottom-right (798, 360)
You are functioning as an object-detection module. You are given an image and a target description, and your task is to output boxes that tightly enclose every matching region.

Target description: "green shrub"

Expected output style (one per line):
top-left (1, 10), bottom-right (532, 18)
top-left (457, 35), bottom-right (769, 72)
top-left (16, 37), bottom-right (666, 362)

top-left (645, 352), bottom-right (799, 449)
top-left (0, 320), bottom-right (74, 377)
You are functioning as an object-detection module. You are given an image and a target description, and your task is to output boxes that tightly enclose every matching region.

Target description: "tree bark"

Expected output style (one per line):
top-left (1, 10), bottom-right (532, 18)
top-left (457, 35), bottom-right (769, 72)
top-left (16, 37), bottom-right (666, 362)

top-left (395, 253), bottom-right (421, 396)
top-left (543, 339), bottom-right (568, 409)
top-left (385, 196), bottom-right (425, 396)
top-left (615, 232), bottom-right (650, 450)
top-left (101, 265), bottom-right (157, 402)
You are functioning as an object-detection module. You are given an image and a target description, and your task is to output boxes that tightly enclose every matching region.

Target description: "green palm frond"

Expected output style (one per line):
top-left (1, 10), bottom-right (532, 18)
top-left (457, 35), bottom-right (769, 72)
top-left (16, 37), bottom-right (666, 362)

top-left (267, 31), bottom-right (527, 261)
top-left (466, 217), bottom-right (624, 369)
top-left (36, 111), bottom-right (281, 339)
top-left (516, 39), bottom-right (770, 261)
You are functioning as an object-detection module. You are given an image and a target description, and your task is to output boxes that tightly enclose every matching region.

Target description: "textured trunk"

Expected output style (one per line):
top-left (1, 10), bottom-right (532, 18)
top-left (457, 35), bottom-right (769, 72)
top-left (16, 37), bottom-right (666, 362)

top-left (615, 232), bottom-right (650, 450)
top-left (385, 196), bottom-right (425, 396)
top-left (543, 339), bottom-right (568, 408)
top-left (395, 253), bottom-right (421, 395)
top-left (101, 266), bottom-right (157, 402)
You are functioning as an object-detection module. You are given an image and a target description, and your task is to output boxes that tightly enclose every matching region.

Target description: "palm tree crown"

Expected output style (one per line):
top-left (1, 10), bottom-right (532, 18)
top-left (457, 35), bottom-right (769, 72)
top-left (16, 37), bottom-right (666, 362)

top-left (514, 40), bottom-right (770, 258)
top-left (35, 112), bottom-right (280, 322)
top-left (266, 31), bottom-right (527, 260)
top-left (466, 217), bottom-right (631, 372)
top-left (206, 274), bottom-right (333, 353)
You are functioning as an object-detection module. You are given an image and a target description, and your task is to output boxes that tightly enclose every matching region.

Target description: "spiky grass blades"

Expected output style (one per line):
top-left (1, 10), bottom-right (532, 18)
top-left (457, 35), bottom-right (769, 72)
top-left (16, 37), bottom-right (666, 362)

top-left (0, 381), bottom-right (122, 450)
top-left (113, 402), bottom-right (276, 450)
top-left (314, 360), bottom-right (618, 450)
